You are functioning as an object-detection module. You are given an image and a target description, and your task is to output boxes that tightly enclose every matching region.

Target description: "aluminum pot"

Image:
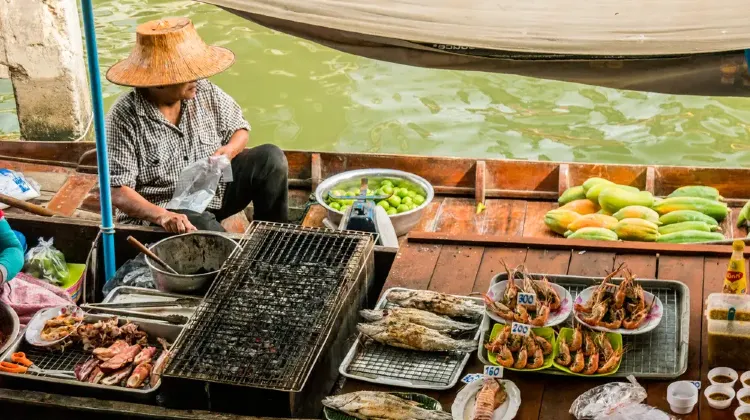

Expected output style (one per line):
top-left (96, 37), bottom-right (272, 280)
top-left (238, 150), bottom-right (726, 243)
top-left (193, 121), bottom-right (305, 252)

top-left (314, 169), bottom-right (435, 237)
top-left (0, 301), bottom-right (19, 356)
top-left (145, 232), bottom-right (240, 294)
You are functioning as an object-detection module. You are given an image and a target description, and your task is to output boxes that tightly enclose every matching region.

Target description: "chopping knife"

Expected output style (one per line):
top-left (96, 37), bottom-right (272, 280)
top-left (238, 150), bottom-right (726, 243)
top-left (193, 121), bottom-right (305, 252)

top-left (84, 298), bottom-right (200, 309)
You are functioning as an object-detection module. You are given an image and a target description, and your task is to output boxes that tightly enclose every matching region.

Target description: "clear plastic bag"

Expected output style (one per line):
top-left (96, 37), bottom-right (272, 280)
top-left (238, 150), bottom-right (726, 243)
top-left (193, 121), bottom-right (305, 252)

top-left (24, 237), bottom-right (69, 285)
top-left (570, 376), bottom-right (675, 419)
top-left (166, 156), bottom-right (233, 214)
top-left (0, 169), bottom-right (40, 209)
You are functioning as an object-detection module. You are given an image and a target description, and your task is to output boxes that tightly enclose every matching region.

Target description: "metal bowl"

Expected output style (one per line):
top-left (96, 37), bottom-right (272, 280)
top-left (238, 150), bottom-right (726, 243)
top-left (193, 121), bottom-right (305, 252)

top-left (145, 232), bottom-right (240, 294)
top-left (314, 169), bottom-right (435, 236)
top-left (0, 301), bottom-right (18, 356)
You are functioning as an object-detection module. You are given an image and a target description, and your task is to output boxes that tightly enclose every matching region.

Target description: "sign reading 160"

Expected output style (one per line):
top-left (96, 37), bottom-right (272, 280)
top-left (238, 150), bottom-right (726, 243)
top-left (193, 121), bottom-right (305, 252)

top-left (484, 365), bottom-right (503, 378)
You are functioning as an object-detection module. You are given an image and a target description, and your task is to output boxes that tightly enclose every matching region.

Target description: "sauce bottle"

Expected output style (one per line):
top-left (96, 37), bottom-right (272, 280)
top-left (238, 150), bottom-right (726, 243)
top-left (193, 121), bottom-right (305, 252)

top-left (723, 240), bottom-right (747, 294)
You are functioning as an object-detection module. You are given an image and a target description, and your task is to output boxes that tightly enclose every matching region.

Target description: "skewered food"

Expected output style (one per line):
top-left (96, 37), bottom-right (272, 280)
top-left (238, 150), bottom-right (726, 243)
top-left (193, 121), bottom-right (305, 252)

top-left (385, 289), bottom-right (483, 319)
top-left (357, 321), bottom-right (476, 352)
top-left (322, 391), bottom-right (451, 420)
top-left (359, 308), bottom-right (476, 334)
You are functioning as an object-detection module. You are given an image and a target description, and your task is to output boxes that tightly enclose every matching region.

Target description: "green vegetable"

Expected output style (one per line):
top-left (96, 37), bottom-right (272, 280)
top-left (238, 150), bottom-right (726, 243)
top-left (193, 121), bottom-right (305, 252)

top-left (396, 204), bottom-right (410, 213)
top-left (386, 208), bottom-right (397, 215)
top-left (24, 238), bottom-right (68, 285)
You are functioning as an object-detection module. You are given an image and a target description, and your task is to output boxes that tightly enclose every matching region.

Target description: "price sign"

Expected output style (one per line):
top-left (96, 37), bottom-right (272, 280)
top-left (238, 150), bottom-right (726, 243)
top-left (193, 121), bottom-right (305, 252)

top-left (517, 292), bottom-right (536, 307)
top-left (511, 322), bottom-right (532, 337)
top-left (484, 365), bottom-right (504, 378)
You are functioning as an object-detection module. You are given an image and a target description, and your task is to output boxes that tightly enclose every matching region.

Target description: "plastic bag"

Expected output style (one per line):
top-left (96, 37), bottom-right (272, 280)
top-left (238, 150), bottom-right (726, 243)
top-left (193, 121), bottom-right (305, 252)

top-left (24, 238), bottom-right (69, 285)
top-left (570, 376), bottom-right (675, 419)
top-left (0, 169), bottom-right (40, 209)
top-left (165, 156), bottom-right (232, 214)
top-left (102, 254), bottom-right (154, 296)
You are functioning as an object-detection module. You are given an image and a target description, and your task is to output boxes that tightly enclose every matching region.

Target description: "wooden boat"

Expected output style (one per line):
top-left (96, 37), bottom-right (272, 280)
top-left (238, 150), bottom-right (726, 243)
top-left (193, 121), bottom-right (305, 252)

top-left (0, 140), bottom-right (746, 419)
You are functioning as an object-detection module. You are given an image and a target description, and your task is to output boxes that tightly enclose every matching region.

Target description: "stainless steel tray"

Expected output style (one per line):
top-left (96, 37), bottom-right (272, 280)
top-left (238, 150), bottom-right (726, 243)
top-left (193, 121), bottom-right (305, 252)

top-left (97, 286), bottom-right (199, 322)
top-left (339, 287), bottom-right (482, 390)
top-left (0, 313), bottom-right (182, 394)
top-left (477, 273), bottom-right (689, 379)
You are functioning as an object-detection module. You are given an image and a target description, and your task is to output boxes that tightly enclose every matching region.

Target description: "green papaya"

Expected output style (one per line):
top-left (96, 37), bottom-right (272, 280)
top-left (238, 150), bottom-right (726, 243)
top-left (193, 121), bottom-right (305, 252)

top-left (558, 186), bottom-right (586, 205)
top-left (651, 197), bottom-right (728, 222)
top-left (737, 200), bottom-right (750, 228)
top-left (657, 221), bottom-right (719, 235)
top-left (582, 177), bottom-right (613, 193)
top-left (585, 183), bottom-right (639, 202)
top-left (612, 205), bottom-right (661, 225)
top-left (656, 230), bottom-right (725, 244)
top-left (659, 210), bottom-right (719, 226)
top-left (544, 209), bottom-right (582, 235)
top-left (667, 186), bottom-right (724, 201)
top-left (599, 188), bottom-right (654, 214)
top-left (566, 227), bottom-right (619, 241)
top-left (612, 218), bottom-right (660, 242)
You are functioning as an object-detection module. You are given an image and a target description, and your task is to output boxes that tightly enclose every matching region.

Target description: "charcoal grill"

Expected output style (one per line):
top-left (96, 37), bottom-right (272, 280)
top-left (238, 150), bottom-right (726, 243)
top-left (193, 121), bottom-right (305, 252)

top-left (164, 222), bottom-right (375, 417)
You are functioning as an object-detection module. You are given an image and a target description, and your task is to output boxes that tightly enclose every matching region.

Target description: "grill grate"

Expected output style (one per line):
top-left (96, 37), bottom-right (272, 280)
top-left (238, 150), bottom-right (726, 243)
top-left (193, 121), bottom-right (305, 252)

top-left (164, 222), bottom-right (374, 391)
top-left (17, 345), bottom-right (89, 374)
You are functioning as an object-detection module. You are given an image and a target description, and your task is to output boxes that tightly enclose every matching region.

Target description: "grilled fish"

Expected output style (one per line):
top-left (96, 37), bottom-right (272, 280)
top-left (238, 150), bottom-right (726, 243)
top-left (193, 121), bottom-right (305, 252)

top-left (357, 321), bottom-right (476, 352)
top-left (385, 290), bottom-right (482, 319)
top-left (322, 391), bottom-right (451, 420)
top-left (360, 308), bottom-right (477, 334)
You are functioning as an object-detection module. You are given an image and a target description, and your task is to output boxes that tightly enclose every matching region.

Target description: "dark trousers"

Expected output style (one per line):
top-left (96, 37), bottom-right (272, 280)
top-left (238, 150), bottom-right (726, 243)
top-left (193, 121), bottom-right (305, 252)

top-left (175, 144), bottom-right (288, 232)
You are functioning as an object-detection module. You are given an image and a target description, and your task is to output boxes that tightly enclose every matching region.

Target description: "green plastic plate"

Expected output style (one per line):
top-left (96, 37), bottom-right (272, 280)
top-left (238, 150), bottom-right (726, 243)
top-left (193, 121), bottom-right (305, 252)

top-left (486, 324), bottom-right (556, 372)
top-left (552, 327), bottom-right (623, 377)
top-left (323, 392), bottom-right (442, 420)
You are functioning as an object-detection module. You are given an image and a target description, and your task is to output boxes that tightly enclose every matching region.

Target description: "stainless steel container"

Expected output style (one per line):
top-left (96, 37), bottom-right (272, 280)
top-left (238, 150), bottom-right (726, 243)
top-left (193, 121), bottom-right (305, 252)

top-left (0, 301), bottom-right (18, 355)
top-left (314, 169), bottom-right (435, 236)
top-left (146, 232), bottom-right (240, 294)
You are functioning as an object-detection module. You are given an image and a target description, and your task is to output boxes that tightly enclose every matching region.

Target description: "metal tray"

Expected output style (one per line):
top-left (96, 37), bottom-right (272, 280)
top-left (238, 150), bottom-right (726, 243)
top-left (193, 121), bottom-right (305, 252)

top-left (477, 273), bottom-right (689, 379)
top-left (339, 287), bottom-right (482, 390)
top-left (0, 313), bottom-right (182, 395)
top-left (98, 286), bottom-right (199, 322)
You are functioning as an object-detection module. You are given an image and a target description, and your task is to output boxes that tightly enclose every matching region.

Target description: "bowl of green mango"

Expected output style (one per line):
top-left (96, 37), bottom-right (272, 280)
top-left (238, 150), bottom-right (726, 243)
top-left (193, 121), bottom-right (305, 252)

top-left (315, 169), bottom-right (434, 236)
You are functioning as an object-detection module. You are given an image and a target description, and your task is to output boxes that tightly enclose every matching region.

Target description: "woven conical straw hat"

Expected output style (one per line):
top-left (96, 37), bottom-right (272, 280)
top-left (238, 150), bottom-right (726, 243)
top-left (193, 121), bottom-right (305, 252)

top-left (106, 17), bottom-right (235, 87)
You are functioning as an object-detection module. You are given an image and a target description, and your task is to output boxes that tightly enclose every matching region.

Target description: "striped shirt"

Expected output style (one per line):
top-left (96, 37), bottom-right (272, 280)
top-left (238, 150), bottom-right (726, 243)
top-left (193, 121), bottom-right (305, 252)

top-left (106, 80), bottom-right (250, 224)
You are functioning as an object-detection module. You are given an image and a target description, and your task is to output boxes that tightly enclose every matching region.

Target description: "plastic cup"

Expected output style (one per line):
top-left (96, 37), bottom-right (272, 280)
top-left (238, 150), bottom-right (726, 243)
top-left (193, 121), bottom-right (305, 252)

top-left (705, 384), bottom-right (736, 410)
top-left (735, 405), bottom-right (750, 419)
top-left (667, 381), bottom-right (699, 414)
top-left (741, 371), bottom-right (750, 389)
top-left (709, 367), bottom-right (739, 387)
top-left (739, 387), bottom-right (750, 406)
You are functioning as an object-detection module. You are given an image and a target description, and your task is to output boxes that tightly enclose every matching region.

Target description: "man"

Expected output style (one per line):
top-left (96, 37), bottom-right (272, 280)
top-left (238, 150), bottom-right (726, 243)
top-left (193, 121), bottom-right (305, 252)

top-left (105, 17), bottom-right (288, 233)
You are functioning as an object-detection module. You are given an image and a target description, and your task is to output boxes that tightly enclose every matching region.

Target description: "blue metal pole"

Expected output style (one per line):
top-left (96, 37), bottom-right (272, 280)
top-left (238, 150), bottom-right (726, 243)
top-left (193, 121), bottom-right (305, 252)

top-left (80, 0), bottom-right (116, 281)
top-left (746, 50), bottom-right (750, 76)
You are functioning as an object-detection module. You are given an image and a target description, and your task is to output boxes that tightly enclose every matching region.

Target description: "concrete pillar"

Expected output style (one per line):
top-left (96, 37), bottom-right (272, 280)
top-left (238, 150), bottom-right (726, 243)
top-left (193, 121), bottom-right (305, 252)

top-left (0, 0), bottom-right (91, 141)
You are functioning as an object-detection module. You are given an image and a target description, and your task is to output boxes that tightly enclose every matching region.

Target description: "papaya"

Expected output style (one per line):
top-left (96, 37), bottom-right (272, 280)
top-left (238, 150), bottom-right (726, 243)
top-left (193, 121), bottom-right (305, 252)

top-left (651, 197), bottom-right (728, 222)
top-left (612, 205), bottom-right (661, 225)
top-left (566, 214), bottom-right (619, 232)
top-left (599, 188), bottom-right (654, 214)
top-left (560, 199), bottom-right (599, 215)
top-left (585, 183), bottom-right (639, 202)
top-left (544, 209), bottom-right (582, 235)
top-left (567, 227), bottom-right (619, 241)
top-left (582, 177), bottom-right (613, 193)
top-left (597, 209), bottom-right (613, 216)
top-left (612, 218), bottom-right (660, 242)
top-left (667, 186), bottom-right (724, 201)
top-left (558, 186), bottom-right (586, 205)
top-left (658, 221), bottom-right (719, 235)
top-left (737, 200), bottom-right (750, 228)
top-left (656, 230), bottom-right (725, 244)
top-left (658, 210), bottom-right (719, 226)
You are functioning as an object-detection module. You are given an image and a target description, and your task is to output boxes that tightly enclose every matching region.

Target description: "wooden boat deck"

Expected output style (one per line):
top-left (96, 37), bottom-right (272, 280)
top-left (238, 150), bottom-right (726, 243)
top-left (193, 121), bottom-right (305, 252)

top-left (335, 233), bottom-right (727, 419)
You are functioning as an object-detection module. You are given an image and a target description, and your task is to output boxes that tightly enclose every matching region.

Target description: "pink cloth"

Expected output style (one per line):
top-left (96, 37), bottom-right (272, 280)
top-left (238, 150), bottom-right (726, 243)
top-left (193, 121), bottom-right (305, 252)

top-left (0, 272), bottom-right (74, 327)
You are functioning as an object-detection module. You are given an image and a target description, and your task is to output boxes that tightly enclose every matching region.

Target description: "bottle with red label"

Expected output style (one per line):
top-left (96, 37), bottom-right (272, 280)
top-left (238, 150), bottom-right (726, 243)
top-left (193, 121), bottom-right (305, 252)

top-left (723, 240), bottom-right (747, 294)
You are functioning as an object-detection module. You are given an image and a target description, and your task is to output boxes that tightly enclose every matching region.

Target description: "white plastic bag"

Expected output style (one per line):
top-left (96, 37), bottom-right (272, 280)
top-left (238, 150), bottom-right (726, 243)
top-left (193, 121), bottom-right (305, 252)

top-left (166, 156), bottom-right (232, 213)
top-left (24, 237), bottom-right (69, 285)
top-left (570, 376), bottom-right (675, 420)
top-left (0, 169), bottom-right (40, 209)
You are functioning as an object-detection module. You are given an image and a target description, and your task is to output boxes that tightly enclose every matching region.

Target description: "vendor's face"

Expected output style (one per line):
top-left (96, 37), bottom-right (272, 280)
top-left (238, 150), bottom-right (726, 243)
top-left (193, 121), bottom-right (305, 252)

top-left (148, 81), bottom-right (198, 103)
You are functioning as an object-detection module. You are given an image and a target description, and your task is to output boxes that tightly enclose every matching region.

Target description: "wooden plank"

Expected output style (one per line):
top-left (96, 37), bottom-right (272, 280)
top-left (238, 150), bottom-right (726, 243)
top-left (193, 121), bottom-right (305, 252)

top-left (433, 197), bottom-right (482, 235)
top-left (480, 199), bottom-right (527, 237)
top-left (522, 201), bottom-right (557, 238)
top-left (719, 207), bottom-right (736, 239)
top-left (730, 205), bottom-right (746, 239)
top-left (45, 173), bottom-right (98, 216)
top-left (568, 250), bottom-right (616, 277)
top-left (614, 253), bottom-right (657, 278)
top-left (645, 166), bottom-right (656, 193)
top-left (475, 160), bottom-right (485, 204)
top-left (310, 153), bottom-right (322, 191)
top-left (411, 197), bottom-right (443, 232)
top-left (381, 243), bottom-right (442, 291)
top-left (473, 247), bottom-right (527, 293)
top-left (408, 231), bottom-right (739, 257)
top-left (646, 255), bottom-right (705, 418)
top-left (524, 248), bottom-right (571, 274)
top-left (220, 212), bottom-right (250, 233)
top-left (301, 204), bottom-right (327, 228)
top-left (558, 163), bottom-right (570, 196)
top-left (428, 244), bottom-right (483, 295)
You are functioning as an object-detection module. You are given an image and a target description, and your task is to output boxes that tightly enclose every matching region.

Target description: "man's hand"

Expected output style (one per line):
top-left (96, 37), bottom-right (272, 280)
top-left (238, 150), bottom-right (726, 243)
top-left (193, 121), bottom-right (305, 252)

top-left (213, 128), bottom-right (249, 160)
top-left (155, 211), bottom-right (197, 233)
top-left (212, 144), bottom-right (240, 160)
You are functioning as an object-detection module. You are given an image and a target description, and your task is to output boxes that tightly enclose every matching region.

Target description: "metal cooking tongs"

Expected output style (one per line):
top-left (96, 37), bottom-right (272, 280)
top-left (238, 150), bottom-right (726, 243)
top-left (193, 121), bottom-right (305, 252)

top-left (84, 298), bottom-right (200, 310)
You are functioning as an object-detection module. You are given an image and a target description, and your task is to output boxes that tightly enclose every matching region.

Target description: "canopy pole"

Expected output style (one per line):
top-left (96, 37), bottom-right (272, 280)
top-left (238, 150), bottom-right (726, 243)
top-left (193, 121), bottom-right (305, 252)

top-left (80, 0), bottom-right (116, 282)
top-left (746, 50), bottom-right (750, 75)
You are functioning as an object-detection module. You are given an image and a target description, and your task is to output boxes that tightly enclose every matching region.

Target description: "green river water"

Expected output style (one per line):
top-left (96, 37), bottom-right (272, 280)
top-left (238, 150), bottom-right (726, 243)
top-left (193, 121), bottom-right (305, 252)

top-left (1, 0), bottom-right (750, 166)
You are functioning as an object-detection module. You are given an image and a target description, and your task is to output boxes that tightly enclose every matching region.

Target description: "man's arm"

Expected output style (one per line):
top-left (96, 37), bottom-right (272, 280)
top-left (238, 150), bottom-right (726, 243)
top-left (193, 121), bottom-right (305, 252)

top-left (112, 187), bottom-right (196, 233)
top-left (209, 82), bottom-right (251, 160)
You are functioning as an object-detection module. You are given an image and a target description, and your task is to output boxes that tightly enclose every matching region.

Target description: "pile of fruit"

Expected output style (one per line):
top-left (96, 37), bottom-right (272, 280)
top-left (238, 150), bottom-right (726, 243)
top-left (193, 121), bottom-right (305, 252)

top-left (324, 178), bottom-right (427, 216)
top-left (546, 177), bottom-right (727, 243)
